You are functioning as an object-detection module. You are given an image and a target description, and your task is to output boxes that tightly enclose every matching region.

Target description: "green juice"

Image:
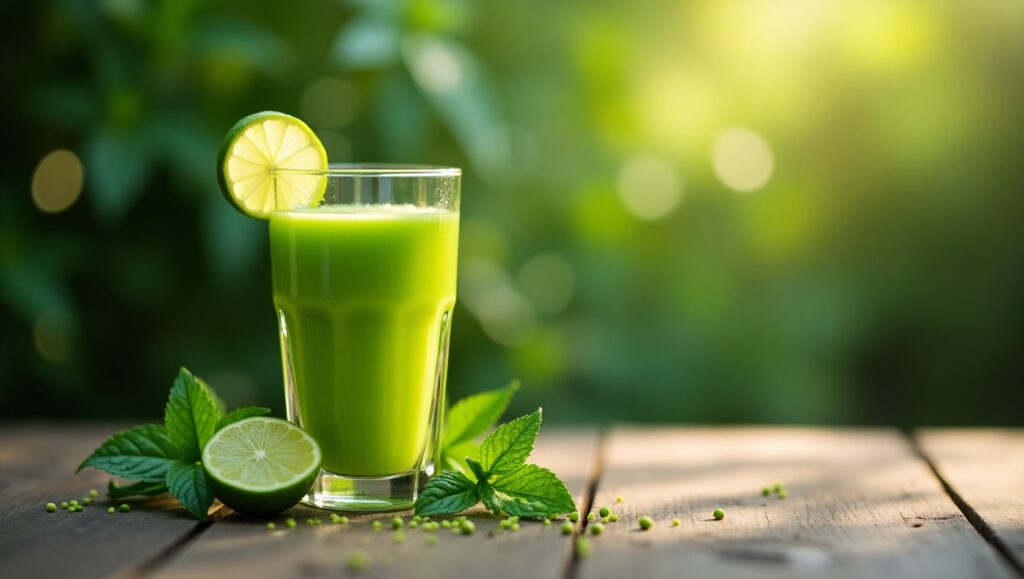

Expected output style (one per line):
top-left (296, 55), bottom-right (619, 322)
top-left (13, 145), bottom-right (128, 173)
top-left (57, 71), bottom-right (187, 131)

top-left (269, 205), bottom-right (459, 477)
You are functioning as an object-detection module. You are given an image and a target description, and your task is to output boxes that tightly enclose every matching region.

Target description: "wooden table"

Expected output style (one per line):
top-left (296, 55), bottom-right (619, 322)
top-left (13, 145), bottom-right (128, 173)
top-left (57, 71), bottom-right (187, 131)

top-left (2, 425), bottom-right (1021, 579)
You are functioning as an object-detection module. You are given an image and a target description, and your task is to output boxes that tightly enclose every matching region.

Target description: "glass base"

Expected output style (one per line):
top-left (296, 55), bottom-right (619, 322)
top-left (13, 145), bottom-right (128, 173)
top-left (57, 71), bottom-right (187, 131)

top-left (302, 468), bottom-right (419, 512)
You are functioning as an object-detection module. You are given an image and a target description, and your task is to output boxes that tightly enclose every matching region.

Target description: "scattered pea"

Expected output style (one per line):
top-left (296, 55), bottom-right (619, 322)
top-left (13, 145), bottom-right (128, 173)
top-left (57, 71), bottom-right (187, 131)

top-left (459, 520), bottom-right (475, 535)
top-left (575, 536), bottom-right (591, 558)
top-left (543, 518), bottom-right (552, 526)
top-left (609, 514), bottom-right (619, 522)
top-left (82, 498), bottom-right (92, 506)
top-left (568, 511), bottom-right (579, 522)
top-left (89, 489), bottom-right (98, 498)
top-left (393, 530), bottom-right (405, 544)
top-left (108, 507), bottom-right (115, 514)
top-left (713, 508), bottom-right (725, 520)
top-left (409, 520), bottom-right (418, 529)
top-left (60, 501), bottom-right (68, 510)
top-left (586, 512), bottom-right (596, 522)
top-left (345, 550), bottom-right (371, 573)
top-left (441, 520), bottom-right (452, 528)
top-left (600, 516), bottom-right (609, 524)
top-left (372, 520), bottom-right (382, 532)
top-left (778, 489), bottom-right (789, 499)
top-left (615, 496), bottom-right (623, 504)
top-left (119, 504), bottom-right (131, 513)
top-left (598, 506), bottom-right (611, 517)
top-left (639, 516), bottom-right (653, 530)
top-left (69, 500), bottom-right (79, 507)
top-left (286, 518), bottom-right (297, 528)
top-left (498, 519), bottom-right (511, 530)
top-left (671, 518), bottom-right (680, 527)
top-left (590, 523), bottom-right (604, 535)
top-left (305, 518), bottom-right (316, 525)
top-left (561, 521), bottom-right (574, 535)
top-left (762, 487), bottom-right (771, 497)
top-left (391, 516), bottom-right (403, 529)
top-left (773, 482), bottom-right (784, 493)
top-left (266, 522), bottom-right (276, 530)
top-left (46, 503), bottom-right (57, 513)
top-left (510, 522), bottom-right (520, 532)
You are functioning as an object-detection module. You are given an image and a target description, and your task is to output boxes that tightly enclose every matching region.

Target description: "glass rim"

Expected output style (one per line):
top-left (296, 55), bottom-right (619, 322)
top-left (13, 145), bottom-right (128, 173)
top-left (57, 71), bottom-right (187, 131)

top-left (275, 163), bottom-right (461, 178)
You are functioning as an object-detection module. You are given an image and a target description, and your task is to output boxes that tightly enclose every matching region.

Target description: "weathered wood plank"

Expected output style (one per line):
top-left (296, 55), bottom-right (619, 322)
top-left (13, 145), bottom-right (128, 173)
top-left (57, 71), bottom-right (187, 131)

top-left (151, 428), bottom-right (600, 579)
top-left (576, 427), bottom-right (1016, 579)
top-left (0, 423), bottom-right (208, 579)
top-left (917, 429), bottom-right (1024, 572)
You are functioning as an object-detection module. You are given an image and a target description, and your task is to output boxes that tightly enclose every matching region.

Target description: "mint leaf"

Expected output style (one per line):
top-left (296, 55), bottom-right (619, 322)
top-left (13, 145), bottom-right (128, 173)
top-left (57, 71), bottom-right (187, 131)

top-left (479, 481), bottom-right (503, 515)
top-left (477, 409), bottom-right (542, 475)
top-left (166, 460), bottom-right (214, 521)
top-left (443, 381), bottom-right (520, 449)
top-left (77, 424), bottom-right (181, 482)
top-left (108, 480), bottom-right (169, 499)
top-left (165, 367), bottom-right (223, 461)
top-left (216, 406), bottom-right (271, 431)
top-left (465, 457), bottom-right (487, 482)
top-left (414, 470), bottom-right (480, 516)
top-left (442, 440), bottom-right (480, 475)
top-left (489, 464), bottom-right (576, 517)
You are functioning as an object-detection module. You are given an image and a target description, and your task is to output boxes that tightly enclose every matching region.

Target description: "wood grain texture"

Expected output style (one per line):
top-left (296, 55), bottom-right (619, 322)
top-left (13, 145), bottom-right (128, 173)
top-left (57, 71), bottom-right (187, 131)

top-left (576, 427), bottom-right (1017, 579)
top-left (917, 429), bottom-right (1024, 571)
top-left (151, 428), bottom-right (600, 579)
top-left (0, 423), bottom-right (208, 579)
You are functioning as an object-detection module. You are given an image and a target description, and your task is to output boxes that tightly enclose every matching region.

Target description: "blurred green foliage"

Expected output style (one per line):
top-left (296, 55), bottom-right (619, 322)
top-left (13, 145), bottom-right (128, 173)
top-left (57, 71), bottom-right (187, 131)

top-left (3, 0), bottom-right (1023, 426)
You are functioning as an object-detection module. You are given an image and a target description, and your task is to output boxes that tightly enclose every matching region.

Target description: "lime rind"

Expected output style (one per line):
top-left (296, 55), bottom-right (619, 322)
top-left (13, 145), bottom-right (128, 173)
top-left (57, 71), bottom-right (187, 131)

top-left (216, 111), bottom-right (328, 220)
top-left (203, 417), bottom-right (321, 493)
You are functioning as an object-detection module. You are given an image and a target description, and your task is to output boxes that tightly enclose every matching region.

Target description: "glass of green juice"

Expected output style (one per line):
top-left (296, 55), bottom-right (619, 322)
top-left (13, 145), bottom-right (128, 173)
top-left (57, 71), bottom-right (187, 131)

top-left (269, 165), bottom-right (460, 511)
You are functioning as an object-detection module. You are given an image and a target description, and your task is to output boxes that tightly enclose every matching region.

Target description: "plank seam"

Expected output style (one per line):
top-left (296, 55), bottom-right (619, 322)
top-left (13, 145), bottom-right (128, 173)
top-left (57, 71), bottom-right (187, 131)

top-left (114, 504), bottom-right (230, 579)
top-left (563, 427), bottom-right (608, 579)
top-left (911, 434), bottom-right (1024, 578)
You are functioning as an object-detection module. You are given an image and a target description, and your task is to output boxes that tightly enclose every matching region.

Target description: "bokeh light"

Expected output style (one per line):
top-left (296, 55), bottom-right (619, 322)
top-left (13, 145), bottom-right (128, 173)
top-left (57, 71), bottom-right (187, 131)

top-left (616, 154), bottom-right (684, 220)
top-left (299, 78), bottom-right (360, 129)
top-left (31, 150), bottom-right (84, 213)
top-left (711, 127), bottom-right (774, 193)
top-left (517, 254), bottom-right (576, 315)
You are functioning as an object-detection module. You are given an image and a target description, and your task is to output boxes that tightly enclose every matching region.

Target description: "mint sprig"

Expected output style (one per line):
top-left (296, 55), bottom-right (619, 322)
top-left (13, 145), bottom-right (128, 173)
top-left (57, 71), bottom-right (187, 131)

top-left (78, 367), bottom-right (270, 521)
top-left (416, 408), bottom-right (576, 518)
top-left (440, 381), bottom-right (519, 474)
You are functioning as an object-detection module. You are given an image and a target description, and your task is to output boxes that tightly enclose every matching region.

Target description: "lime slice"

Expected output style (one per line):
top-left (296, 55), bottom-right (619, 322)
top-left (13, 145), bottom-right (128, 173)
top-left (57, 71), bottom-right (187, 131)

top-left (202, 417), bottom-right (322, 515)
top-left (216, 111), bottom-right (329, 219)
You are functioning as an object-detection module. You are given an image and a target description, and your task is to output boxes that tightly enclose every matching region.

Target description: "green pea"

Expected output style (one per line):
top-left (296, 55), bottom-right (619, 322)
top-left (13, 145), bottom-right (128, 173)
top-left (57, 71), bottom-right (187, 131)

top-left (340, 516), bottom-right (349, 524)
top-left (598, 506), bottom-right (611, 517)
top-left (778, 489), bottom-right (789, 499)
top-left (119, 504), bottom-right (131, 513)
top-left (60, 501), bottom-right (68, 510)
top-left (266, 522), bottom-right (276, 530)
top-left (671, 518), bottom-right (680, 527)
top-left (575, 536), bottom-right (591, 558)
top-left (615, 496), bottom-right (623, 504)
top-left (345, 550), bottom-right (371, 572)
top-left (391, 516), bottom-right (403, 529)
top-left (498, 519), bottom-right (510, 530)
top-left (773, 482), bottom-right (784, 493)
top-left (459, 520), bottom-right (475, 535)
top-left (108, 507), bottom-right (115, 514)
top-left (561, 521), bottom-right (574, 535)
top-left (285, 518), bottom-right (297, 528)
top-left (510, 522), bottom-right (520, 532)
top-left (305, 518), bottom-right (316, 525)
top-left (639, 516), bottom-right (653, 530)
top-left (46, 502), bottom-right (57, 512)
top-left (409, 520), bottom-right (418, 528)
top-left (587, 512), bottom-right (596, 522)
top-left (441, 520), bottom-right (452, 528)
top-left (543, 518), bottom-right (552, 526)
top-left (592, 523), bottom-right (606, 535)
top-left (393, 530), bottom-right (406, 544)
top-left (600, 516), bottom-right (608, 523)
top-left (82, 498), bottom-right (92, 506)
top-left (609, 514), bottom-right (620, 522)
top-left (89, 489), bottom-right (99, 498)
top-left (69, 500), bottom-right (79, 507)
top-left (713, 508), bottom-right (726, 520)
top-left (762, 487), bottom-right (771, 496)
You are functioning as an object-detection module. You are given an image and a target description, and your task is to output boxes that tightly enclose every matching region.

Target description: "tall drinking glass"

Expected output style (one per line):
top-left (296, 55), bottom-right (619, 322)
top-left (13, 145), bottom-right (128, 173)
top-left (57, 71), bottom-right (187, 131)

top-left (268, 165), bottom-right (460, 511)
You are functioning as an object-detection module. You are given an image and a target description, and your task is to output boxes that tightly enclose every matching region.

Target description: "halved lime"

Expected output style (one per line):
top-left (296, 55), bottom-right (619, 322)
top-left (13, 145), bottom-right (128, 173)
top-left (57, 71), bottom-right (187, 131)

top-left (202, 417), bottom-right (322, 515)
top-left (216, 111), bottom-right (329, 219)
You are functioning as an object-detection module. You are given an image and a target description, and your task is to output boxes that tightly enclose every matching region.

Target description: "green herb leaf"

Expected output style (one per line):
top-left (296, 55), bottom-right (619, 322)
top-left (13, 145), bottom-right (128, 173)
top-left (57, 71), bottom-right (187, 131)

top-left (77, 424), bottom-right (181, 482)
top-left (414, 470), bottom-right (480, 516)
top-left (216, 406), bottom-right (271, 431)
top-left (478, 481), bottom-right (503, 515)
top-left (166, 460), bottom-right (214, 521)
top-left (465, 457), bottom-right (487, 482)
top-left (165, 367), bottom-right (223, 461)
top-left (107, 480), bottom-right (169, 499)
top-left (443, 381), bottom-right (520, 450)
top-left (477, 409), bottom-right (542, 475)
top-left (488, 464), bottom-right (576, 517)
